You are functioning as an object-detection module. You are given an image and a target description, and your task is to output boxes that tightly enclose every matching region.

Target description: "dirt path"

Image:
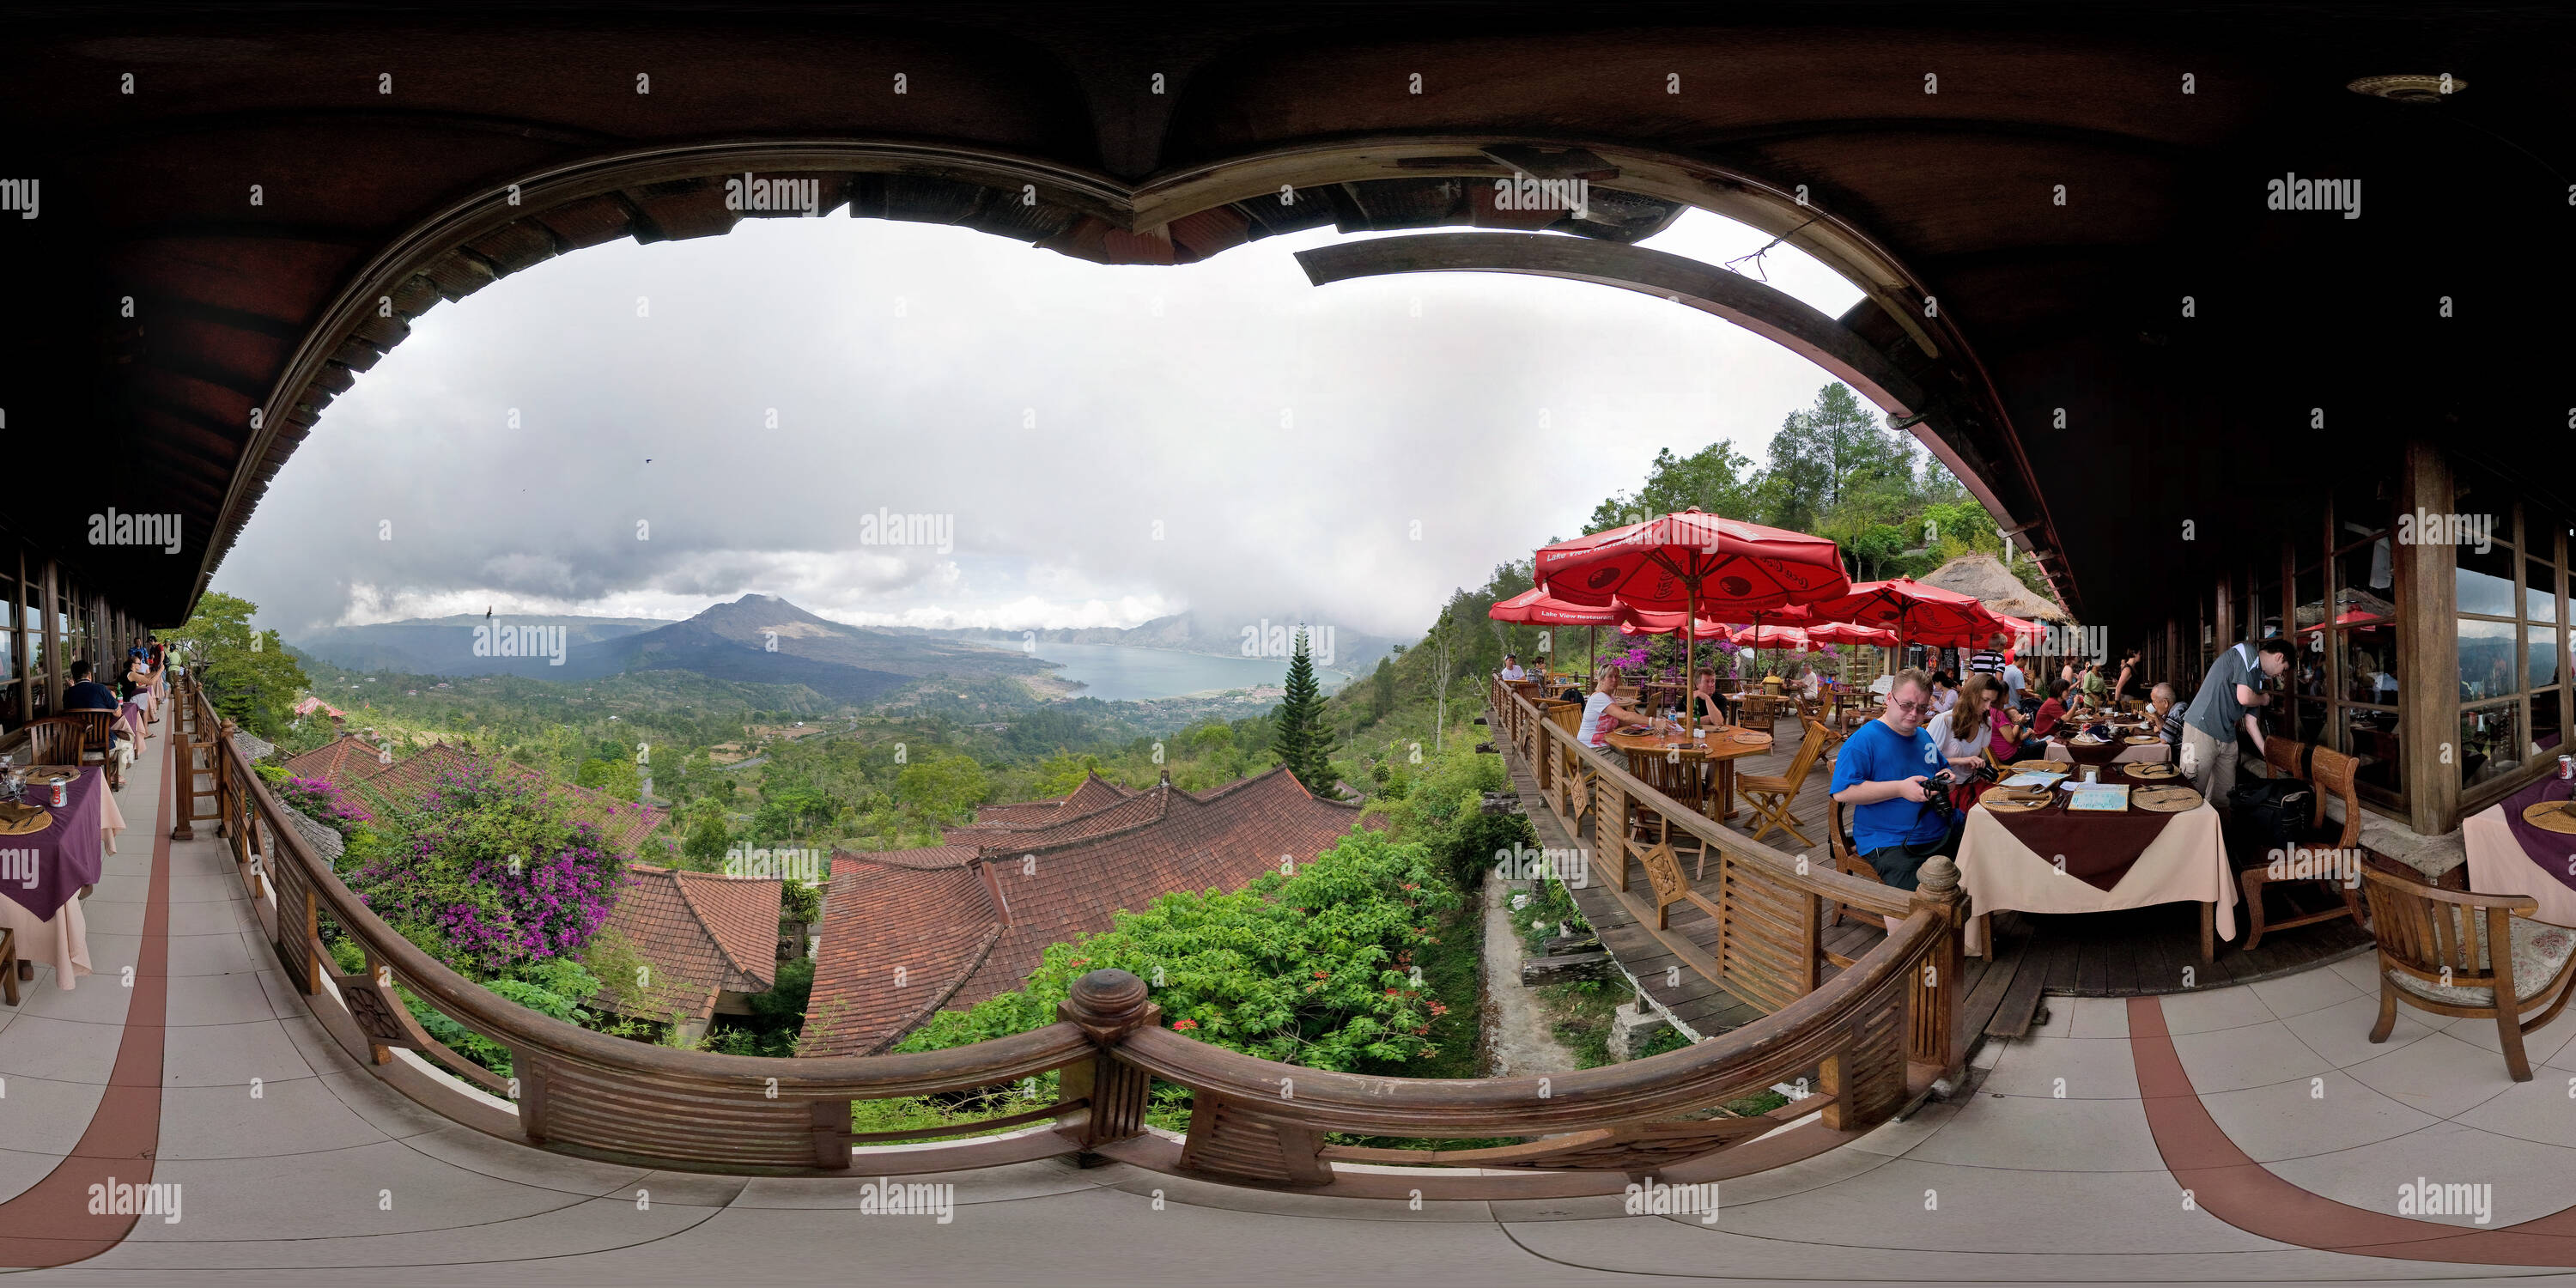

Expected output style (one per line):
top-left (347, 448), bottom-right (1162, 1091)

top-left (1479, 878), bottom-right (1583, 1076)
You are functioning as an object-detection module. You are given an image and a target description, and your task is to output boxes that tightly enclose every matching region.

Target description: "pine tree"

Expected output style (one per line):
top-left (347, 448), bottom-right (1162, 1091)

top-left (1273, 627), bottom-right (1334, 795)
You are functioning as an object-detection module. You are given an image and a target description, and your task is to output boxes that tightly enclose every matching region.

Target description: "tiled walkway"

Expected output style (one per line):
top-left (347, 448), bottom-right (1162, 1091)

top-left (2, 723), bottom-right (2571, 1280)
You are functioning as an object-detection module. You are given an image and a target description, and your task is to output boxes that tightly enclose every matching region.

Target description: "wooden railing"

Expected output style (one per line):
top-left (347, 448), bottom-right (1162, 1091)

top-left (173, 669), bottom-right (1964, 1194)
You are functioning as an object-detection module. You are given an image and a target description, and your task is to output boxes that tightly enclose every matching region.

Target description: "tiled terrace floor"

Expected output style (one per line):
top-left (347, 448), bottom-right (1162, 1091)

top-left (2, 720), bottom-right (2573, 1282)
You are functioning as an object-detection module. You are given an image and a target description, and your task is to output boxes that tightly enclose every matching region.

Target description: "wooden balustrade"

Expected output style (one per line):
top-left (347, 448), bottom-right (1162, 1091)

top-left (172, 671), bottom-right (1963, 1193)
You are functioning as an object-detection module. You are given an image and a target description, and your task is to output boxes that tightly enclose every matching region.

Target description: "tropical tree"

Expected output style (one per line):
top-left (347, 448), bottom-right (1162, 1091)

top-left (1271, 628), bottom-right (1334, 794)
top-left (167, 591), bottom-right (310, 738)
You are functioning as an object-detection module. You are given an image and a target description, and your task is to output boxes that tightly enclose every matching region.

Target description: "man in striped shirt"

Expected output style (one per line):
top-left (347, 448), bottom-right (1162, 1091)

top-left (1966, 633), bottom-right (2009, 680)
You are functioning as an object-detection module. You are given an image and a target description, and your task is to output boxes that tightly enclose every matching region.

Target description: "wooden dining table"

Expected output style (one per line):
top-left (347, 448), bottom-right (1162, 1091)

top-left (1601, 724), bottom-right (1776, 823)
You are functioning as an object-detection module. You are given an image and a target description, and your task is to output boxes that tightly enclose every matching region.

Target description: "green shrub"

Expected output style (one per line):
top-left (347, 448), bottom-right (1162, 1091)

top-left (896, 828), bottom-right (1458, 1073)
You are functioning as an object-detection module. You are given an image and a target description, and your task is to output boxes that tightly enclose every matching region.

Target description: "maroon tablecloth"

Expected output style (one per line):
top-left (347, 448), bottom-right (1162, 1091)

top-left (1, 766), bottom-right (109, 920)
top-left (1986, 763), bottom-right (2194, 890)
top-left (2502, 775), bottom-right (2576, 891)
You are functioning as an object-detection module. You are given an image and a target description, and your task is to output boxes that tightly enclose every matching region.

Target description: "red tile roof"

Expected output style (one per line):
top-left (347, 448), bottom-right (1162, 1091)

top-left (278, 732), bottom-right (388, 788)
top-left (592, 865), bottom-right (781, 1022)
top-left (349, 742), bottom-right (671, 857)
top-left (795, 856), bottom-right (1003, 1057)
top-left (797, 767), bottom-right (1372, 1057)
top-left (963, 771), bottom-right (1135, 829)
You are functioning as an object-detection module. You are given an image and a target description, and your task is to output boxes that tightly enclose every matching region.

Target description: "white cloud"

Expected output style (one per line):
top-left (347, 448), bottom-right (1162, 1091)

top-left (223, 206), bottom-right (1863, 641)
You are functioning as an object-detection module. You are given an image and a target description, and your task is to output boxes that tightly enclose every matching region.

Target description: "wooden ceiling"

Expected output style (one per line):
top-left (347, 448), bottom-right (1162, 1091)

top-left (4, 3), bottom-right (2570, 641)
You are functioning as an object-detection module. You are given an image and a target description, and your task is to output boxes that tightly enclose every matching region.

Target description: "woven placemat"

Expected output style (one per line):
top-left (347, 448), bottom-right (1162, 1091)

top-left (0, 803), bottom-right (52, 835)
top-left (2522, 800), bottom-right (2576, 835)
top-left (19, 766), bottom-right (78, 780)
top-left (2010, 759), bottom-right (2059, 772)
top-left (2126, 763), bottom-right (2182, 781)
top-left (2135, 787), bottom-right (2204, 812)
top-left (1731, 732), bottom-right (1769, 744)
top-left (1984, 796), bottom-right (2049, 813)
top-left (2124, 734), bottom-right (2162, 745)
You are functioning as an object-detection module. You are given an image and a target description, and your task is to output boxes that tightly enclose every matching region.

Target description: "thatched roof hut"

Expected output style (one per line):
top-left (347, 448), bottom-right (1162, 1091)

top-left (1919, 552), bottom-right (2069, 623)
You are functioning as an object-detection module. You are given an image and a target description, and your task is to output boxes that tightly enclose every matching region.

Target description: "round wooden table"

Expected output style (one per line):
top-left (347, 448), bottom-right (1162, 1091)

top-left (1601, 725), bottom-right (1776, 823)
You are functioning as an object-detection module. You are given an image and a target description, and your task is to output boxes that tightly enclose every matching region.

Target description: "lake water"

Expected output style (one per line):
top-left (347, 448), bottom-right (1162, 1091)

top-left (966, 640), bottom-right (1353, 702)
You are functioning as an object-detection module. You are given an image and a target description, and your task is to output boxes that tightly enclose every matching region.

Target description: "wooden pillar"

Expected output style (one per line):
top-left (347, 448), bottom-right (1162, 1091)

top-left (11, 547), bottom-right (27, 727)
top-left (2394, 439), bottom-right (2458, 835)
top-left (1906, 854), bottom-right (1965, 1079)
top-left (2214, 568), bottom-right (2233, 651)
top-left (37, 559), bottom-right (58, 714)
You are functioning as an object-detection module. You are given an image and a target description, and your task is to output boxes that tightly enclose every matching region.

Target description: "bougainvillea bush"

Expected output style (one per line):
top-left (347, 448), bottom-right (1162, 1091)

top-left (277, 775), bottom-right (373, 841)
top-left (347, 757), bottom-right (624, 975)
top-left (896, 829), bottom-right (1459, 1073)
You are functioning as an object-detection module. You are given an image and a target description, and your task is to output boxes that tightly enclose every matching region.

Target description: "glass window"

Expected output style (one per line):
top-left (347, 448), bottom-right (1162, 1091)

top-left (2536, 689), bottom-right (2566, 762)
top-left (2258, 580), bottom-right (2282, 640)
top-left (2335, 536), bottom-right (2394, 622)
top-left (2294, 562), bottom-right (2325, 635)
top-left (2459, 618), bottom-right (2518, 702)
top-left (2458, 542), bottom-right (2517, 617)
top-left (2532, 560), bottom-right (2562, 623)
top-left (2532, 625), bottom-right (2564, 691)
top-left (2348, 706), bottom-right (2402, 795)
top-left (2462, 700), bottom-right (2522, 789)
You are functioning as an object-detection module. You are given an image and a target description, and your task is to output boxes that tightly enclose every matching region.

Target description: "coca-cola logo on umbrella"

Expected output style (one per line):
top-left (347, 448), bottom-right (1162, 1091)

top-left (1585, 567), bottom-right (1620, 592)
top-left (1719, 575), bottom-right (1753, 598)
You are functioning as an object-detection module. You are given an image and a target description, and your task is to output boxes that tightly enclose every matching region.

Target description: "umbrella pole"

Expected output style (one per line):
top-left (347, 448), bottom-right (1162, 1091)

top-left (1686, 583), bottom-right (1698, 740)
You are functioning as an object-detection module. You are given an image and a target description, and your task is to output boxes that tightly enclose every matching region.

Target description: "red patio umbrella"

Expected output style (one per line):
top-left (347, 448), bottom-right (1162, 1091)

top-left (1799, 577), bottom-right (2006, 659)
top-left (1728, 623), bottom-right (1820, 652)
top-left (1807, 621), bottom-right (1900, 647)
top-left (1544, 510), bottom-right (1849, 737)
top-left (1490, 586), bottom-right (1631, 676)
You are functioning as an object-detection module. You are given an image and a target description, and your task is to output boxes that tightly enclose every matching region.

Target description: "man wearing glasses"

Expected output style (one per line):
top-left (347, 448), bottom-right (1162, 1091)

top-left (1828, 668), bottom-right (1960, 893)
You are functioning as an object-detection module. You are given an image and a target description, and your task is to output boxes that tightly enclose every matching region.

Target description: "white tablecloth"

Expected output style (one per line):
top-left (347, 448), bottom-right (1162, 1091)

top-left (2464, 801), bottom-right (2576, 929)
top-left (1958, 800), bottom-right (2236, 955)
top-left (0, 892), bottom-right (90, 988)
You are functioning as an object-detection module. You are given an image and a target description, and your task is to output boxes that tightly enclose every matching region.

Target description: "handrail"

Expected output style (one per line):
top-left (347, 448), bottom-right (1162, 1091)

top-left (173, 668), bottom-right (1965, 1190)
top-left (1115, 908), bottom-right (1938, 1135)
top-left (197, 682), bottom-right (1091, 1097)
top-left (1516, 682), bottom-right (1912, 920)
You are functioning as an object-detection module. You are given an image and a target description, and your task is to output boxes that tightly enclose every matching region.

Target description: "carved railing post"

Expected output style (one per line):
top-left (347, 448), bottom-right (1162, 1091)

top-left (1057, 969), bottom-right (1160, 1161)
top-left (167, 692), bottom-right (195, 841)
top-left (1906, 854), bottom-right (1965, 1077)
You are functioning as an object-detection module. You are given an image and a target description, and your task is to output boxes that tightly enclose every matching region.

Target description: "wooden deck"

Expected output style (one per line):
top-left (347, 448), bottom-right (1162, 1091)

top-left (1493, 726), bottom-right (2372, 1055)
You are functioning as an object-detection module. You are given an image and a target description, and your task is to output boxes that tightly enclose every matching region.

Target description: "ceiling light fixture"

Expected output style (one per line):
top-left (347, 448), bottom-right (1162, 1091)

top-left (2347, 74), bottom-right (2466, 103)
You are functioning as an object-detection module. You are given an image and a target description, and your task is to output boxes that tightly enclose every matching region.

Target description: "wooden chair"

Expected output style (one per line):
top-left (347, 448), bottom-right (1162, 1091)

top-left (1737, 718), bottom-right (1830, 849)
top-left (25, 717), bottom-right (88, 769)
top-left (57, 708), bottom-right (121, 791)
top-left (2360, 870), bottom-right (2576, 1081)
top-left (1826, 797), bottom-right (1890, 929)
top-left (2239, 738), bottom-right (2364, 951)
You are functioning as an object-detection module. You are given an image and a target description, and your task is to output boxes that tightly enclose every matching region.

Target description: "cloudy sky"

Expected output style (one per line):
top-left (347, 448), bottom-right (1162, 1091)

top-left (215, 206), bottom-right (1864, 641)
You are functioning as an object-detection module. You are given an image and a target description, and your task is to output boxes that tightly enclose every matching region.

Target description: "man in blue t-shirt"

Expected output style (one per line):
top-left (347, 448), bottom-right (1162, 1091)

top-left (1829, 668), bottom-right (1960, 897)
top-left (62, 660), bottom-right (120, 713)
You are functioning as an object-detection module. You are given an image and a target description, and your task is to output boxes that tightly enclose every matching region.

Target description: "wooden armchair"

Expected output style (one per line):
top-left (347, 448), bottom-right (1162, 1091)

top-left (55, 708), bottom-right (121, 791)
top-left (1737, 718), bottom-right (1830, 849)
top-left (1826, 797), bottom-right (1888, 929)
top-left (25, 717), bottom-right (88, 769)
top-left (2361, 870), bottom-right (2576, 1080)
top-left (1735, 695), bottom-right (1777, 734)
top-left (2239, 738), bottom-right (2364, 951)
